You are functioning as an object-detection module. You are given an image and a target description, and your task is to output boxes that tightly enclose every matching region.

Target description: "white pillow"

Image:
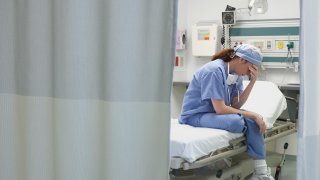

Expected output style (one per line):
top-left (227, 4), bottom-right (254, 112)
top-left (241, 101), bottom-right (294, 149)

top-left (242, 81), bottom-right (287, 129)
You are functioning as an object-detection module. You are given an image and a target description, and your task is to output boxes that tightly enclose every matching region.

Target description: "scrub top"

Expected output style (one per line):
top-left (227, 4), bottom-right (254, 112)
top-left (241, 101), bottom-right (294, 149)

top-left (179, 59), bottom-right (244, 124)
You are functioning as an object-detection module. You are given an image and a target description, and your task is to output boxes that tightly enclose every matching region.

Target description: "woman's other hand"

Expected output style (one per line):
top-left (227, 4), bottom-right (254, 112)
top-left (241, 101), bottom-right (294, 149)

top-left (254, 114), bottom-right (266, 134)
top-left (245, 111), bottom-right (266, 134)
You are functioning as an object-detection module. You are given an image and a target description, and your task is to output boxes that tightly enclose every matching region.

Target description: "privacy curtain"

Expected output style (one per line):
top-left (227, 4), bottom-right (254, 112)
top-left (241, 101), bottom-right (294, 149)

top-left (298, 0), bottom-right (320, 179)
top-left (0, 0), bottom-right (177, 180)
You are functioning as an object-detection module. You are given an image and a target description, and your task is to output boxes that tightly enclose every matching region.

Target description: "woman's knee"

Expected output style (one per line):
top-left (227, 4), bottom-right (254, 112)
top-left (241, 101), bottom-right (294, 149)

top-left (228, 119), bottom-right (245, 133)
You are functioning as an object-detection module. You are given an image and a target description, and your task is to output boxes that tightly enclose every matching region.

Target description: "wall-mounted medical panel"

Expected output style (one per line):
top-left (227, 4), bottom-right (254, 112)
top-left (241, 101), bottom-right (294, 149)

top-left (231, 35), bottom-right (299, 59)
top-left (230, 19), bottom-right (300, 63)
top-left (192, 22), bottom-right (219, 56)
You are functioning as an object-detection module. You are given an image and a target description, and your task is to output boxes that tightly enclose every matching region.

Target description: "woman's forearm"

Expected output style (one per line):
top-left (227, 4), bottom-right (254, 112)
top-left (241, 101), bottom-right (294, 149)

top-left (232, 80), bottom-right (256, 108)
top-left (212, 99), bottom-right (259, 122)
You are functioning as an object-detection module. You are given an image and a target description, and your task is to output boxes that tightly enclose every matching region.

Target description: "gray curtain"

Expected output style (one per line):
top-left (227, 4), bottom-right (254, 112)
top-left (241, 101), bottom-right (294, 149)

top-left (0, 0), bottom-right (177, 180)
top-left (298, 0), bottom-right (320, 179)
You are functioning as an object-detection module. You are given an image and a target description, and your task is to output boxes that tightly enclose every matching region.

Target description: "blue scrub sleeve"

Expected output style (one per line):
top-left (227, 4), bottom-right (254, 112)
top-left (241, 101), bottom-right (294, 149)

top-left (200, 71), bottom-right (225, 101)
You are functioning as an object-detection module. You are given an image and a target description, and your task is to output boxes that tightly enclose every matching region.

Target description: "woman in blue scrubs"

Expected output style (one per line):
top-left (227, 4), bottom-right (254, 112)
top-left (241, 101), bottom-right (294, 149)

top-left (179, 44), bottom-right (274, 180)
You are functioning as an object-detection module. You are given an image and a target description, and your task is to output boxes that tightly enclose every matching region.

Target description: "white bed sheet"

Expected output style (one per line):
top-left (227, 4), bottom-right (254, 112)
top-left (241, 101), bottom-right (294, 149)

top-left (170, 81), bottom-right (287, 163)
top-left (170, 118), bottom-right (243, 163)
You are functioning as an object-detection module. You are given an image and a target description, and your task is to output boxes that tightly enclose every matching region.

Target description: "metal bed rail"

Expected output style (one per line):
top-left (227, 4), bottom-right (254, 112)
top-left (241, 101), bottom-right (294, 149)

top-left (173, 121), bottom-right (296, 170)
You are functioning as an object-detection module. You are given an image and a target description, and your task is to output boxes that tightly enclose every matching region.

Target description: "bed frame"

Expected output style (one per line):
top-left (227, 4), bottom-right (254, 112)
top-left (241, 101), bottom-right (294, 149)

top-left (170, 120), bottom-right (296, 171)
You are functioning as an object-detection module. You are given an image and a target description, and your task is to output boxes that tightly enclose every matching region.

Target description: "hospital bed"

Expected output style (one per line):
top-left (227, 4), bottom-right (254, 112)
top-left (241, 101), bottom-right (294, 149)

top-left (169, 81), bottom-right (297, 178)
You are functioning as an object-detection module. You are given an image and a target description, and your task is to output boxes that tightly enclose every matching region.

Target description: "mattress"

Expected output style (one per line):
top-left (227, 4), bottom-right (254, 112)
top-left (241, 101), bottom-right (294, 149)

top-left (170, 118), bottom-right (243, 163)
top-left (170, 81), bottom-right (287, 163)
top-left (242, 81), bottom-right (287, 129)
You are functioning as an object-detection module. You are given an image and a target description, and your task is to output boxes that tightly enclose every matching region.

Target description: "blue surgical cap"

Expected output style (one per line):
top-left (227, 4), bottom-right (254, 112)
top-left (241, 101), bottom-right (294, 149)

top-left (234, 44), bottom-right (263, 65)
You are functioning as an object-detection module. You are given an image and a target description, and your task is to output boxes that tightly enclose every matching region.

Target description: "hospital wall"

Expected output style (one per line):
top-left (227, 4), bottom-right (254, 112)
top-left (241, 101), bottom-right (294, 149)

top-left (171, 0), bottom-right (300, 155)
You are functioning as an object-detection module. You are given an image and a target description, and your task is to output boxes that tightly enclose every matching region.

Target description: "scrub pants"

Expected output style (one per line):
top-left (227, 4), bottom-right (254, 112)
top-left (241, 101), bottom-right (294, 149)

top-left (187, 113), bottom-right (266, 159)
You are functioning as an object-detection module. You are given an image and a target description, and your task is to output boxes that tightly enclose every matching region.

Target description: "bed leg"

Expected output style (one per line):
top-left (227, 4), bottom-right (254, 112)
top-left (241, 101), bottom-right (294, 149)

top-left (223, 158), bottom-right (232, 167)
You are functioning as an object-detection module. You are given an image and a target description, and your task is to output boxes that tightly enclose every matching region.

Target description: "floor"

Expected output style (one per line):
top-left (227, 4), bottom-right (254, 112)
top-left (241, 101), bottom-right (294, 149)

top-left (242, 154), bottom-right (297, 180)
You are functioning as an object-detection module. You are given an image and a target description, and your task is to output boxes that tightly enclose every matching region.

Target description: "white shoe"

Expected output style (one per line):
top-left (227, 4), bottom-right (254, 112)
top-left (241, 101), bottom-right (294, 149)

top-left (250, 167), bottom-right (275, 180)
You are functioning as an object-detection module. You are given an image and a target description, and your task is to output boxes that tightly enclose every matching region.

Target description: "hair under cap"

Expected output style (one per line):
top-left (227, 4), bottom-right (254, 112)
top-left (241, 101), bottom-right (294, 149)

top-left (234, 44), bottom-right (263, 65)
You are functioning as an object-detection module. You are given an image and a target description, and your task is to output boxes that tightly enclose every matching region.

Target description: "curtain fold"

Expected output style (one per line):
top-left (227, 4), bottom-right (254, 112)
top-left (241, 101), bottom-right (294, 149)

top-left (0, 0), bottom-right (177, 180)
top-left (298, 0), bottom-right (320, 179)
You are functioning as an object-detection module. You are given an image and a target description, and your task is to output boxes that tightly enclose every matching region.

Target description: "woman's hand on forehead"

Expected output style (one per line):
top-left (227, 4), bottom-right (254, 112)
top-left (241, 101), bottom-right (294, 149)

top-left (251, 64), bottom-right (258, 70)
